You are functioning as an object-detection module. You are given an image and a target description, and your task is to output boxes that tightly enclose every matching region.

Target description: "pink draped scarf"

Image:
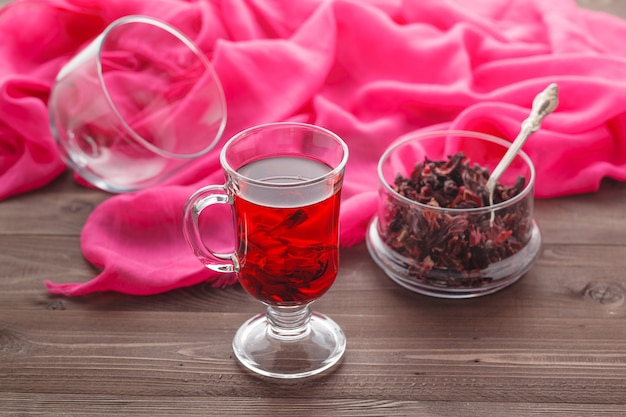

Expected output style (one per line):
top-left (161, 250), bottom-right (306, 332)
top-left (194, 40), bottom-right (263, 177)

top-left (1, 0), bottom-right (626, 295)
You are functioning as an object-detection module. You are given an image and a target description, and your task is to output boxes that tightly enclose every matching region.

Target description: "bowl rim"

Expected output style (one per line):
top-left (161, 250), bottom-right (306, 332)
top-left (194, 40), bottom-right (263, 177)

top-left (377, 129), bottom-right (536, 213)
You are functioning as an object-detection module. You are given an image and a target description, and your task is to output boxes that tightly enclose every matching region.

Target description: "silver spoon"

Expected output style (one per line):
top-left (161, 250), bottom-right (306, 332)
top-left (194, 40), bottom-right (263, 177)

top-left (485, 83), bottom-right (559, 219)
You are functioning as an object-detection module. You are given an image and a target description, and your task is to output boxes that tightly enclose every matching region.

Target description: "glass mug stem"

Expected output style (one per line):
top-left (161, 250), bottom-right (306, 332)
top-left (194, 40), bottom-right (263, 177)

top-left (266, 304), bottom-right (313, 340)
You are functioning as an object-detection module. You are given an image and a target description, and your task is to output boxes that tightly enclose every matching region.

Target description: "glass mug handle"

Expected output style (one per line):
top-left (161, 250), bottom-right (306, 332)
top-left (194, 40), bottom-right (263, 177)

top-left (182, 185), bottom-right (237, 274)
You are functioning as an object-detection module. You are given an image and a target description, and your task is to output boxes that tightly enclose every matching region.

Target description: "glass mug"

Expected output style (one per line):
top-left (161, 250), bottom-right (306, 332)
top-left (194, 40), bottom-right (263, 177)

top-left (182, 122), bottom-right (349, 379)
top-left (49, 15), bottom-right (227, 192)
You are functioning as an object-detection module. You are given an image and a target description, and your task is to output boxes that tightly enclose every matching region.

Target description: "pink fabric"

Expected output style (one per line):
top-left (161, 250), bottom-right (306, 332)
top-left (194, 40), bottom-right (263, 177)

top-left (1, 0), bottom-right (626, 295)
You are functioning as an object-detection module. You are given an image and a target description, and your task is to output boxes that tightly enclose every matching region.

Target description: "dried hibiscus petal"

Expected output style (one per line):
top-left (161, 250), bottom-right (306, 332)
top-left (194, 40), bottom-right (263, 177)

top-left (383, 152), bottom-right (531, 289)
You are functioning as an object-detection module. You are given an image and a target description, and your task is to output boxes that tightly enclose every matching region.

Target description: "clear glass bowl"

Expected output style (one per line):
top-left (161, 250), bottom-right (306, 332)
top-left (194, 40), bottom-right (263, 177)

top-left (366, 130), bottom-right (542, 298)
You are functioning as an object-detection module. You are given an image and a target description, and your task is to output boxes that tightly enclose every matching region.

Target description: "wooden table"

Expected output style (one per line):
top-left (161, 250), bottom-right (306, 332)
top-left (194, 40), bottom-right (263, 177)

top-left (3, 173), bottom-right (626, 416)
top-left (3, 1), bottom-right (626, 416)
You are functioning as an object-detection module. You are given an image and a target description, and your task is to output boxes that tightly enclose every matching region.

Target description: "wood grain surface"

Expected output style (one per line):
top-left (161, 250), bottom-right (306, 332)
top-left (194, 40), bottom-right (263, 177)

top-left (3, 1), bottom-right (626, 416)
top-left (3, 171), bottom-right (626, 417)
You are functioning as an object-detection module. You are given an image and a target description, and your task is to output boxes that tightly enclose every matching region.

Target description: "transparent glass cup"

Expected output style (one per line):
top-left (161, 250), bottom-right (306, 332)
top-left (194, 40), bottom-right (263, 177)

top-left (182, 122), bottom-right (349, 379)
top-left (366, 130), bottom-right (542, 298)
top-left (49, 15), bottom-right (227, 192)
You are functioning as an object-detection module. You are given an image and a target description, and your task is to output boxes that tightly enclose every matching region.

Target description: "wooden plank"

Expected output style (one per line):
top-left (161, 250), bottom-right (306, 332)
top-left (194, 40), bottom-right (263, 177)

top-left (3, 394), bottom-right (625, 417)
top-left (535, 180), bottom-right (626, 245)
top-left (1, 312), bottom-right (626, 403)
top-left (0, 173), bottom-right (110, 236)
top-left (1, 236), bottom-right (625, 318)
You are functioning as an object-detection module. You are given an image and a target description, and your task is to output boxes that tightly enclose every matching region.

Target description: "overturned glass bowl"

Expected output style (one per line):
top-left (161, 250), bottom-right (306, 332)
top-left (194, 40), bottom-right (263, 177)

top-left (366, 130), bottom-right (542, 298)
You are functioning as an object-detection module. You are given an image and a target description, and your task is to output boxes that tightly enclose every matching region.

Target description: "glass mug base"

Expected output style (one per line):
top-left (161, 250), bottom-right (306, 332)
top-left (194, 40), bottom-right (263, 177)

top-left (366, 216), bottom-right (542, 299)
top-left (232, 306), bottom-right (346, 379)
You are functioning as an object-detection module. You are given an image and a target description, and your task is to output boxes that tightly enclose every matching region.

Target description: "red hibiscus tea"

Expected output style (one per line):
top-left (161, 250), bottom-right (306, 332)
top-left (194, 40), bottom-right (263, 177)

top-left (234, 156), bottom-right (341, 306)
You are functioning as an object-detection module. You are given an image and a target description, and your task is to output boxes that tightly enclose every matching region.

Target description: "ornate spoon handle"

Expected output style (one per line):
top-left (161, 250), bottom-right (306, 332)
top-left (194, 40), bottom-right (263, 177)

top-left (486, 83), bottom-right (559, 209)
